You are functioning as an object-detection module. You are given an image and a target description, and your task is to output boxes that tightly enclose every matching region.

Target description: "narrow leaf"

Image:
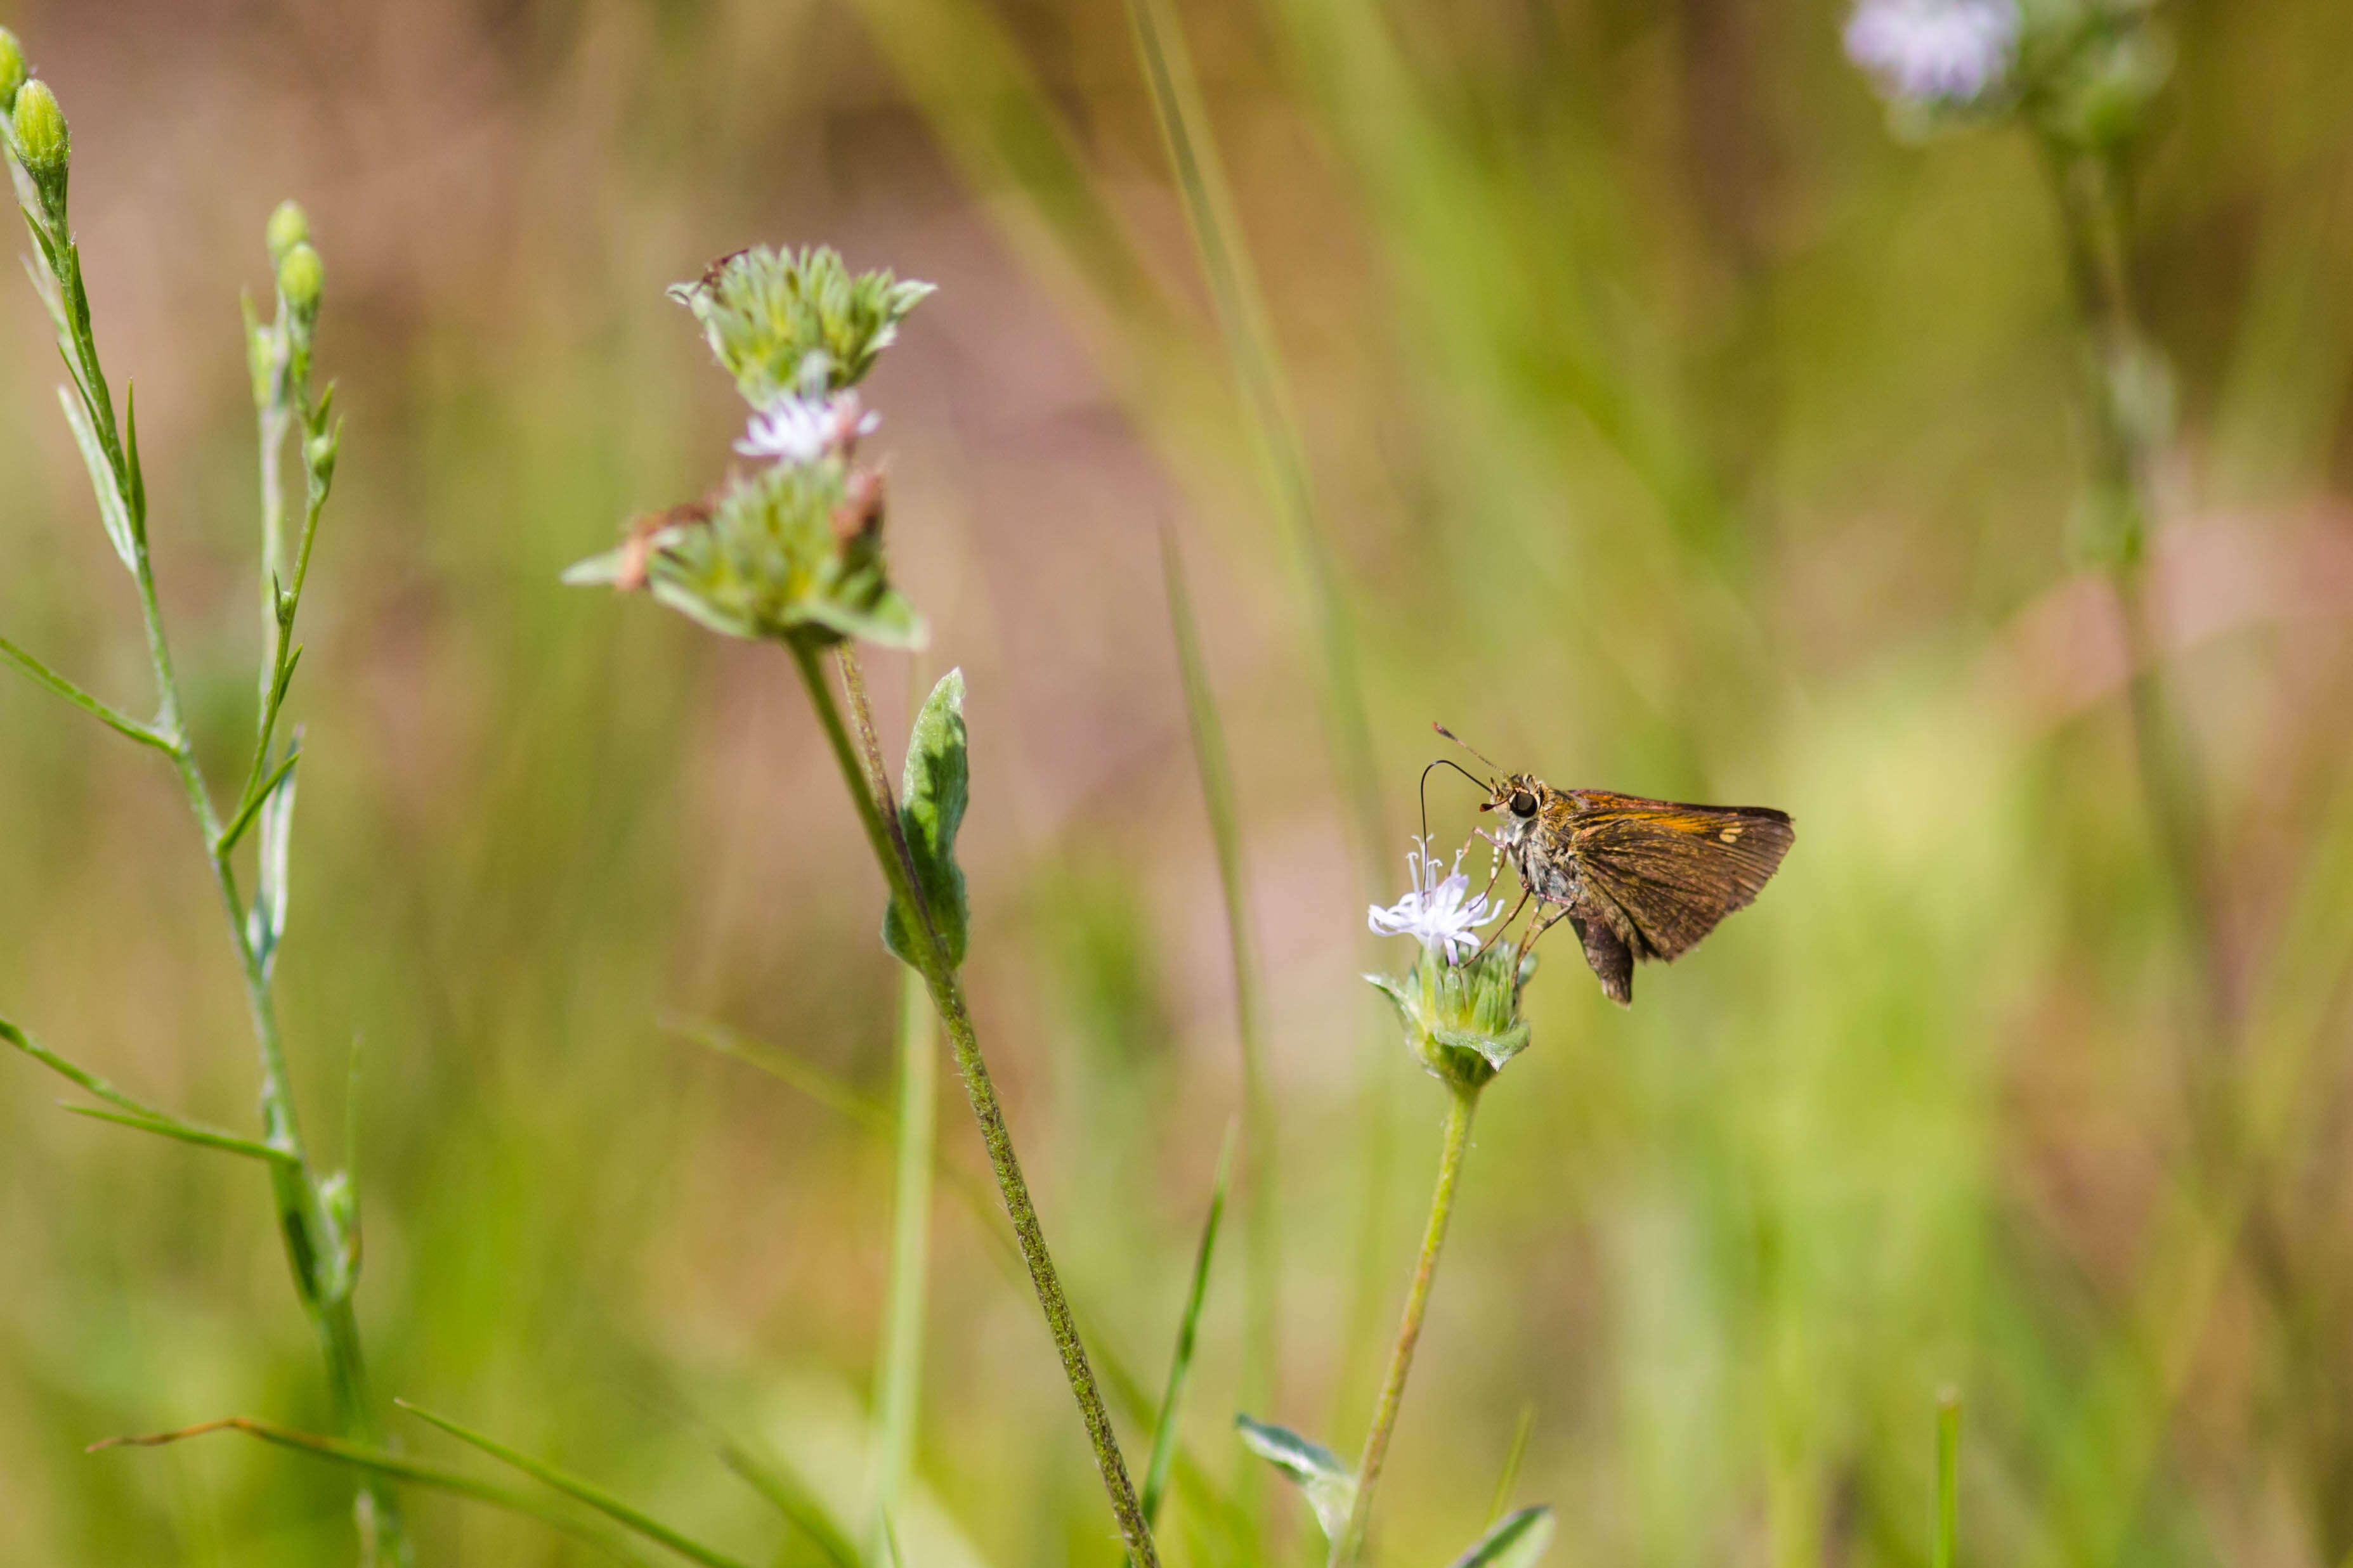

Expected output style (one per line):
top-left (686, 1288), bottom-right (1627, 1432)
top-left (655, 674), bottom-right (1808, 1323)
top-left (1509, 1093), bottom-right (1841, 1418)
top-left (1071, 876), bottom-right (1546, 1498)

top-left (60, 1104), bottom-right (299, 1165)
top-left (218, 746), bottom-right (301, 859)
top-left (881, 668), bottom-right (970, 969)
top-left (3, 1018), bottom-right (282, 1164)
top-left (0, 631), bottom-right (174, 752)
top-left (396, 1400), bottom-right (755, 1568)
top-left (714, 1439), bottom-right (860, 1568)
top-left (1448, 1506), bottom-right (1555, 1568)
top-left (88, 1416), bottom-right (654, 1565)
top-left (57, 382), bottom-right (137, 574)
top-left (666, 1019), bottom-right (893, 1136)
top-left (124, 380), bottom-right (147, 541)
top-left (1234, 1415), bottom-right (1354, 1541)
top-left (1485, 1404), bottom-right (1535, 1525)
top-left (1139, 1124), bottom-right (1234, 1533)
top-left (249, 748), bottom-right (299, 982)
top-left (1934, 1390), bottom-right (1961, 1568)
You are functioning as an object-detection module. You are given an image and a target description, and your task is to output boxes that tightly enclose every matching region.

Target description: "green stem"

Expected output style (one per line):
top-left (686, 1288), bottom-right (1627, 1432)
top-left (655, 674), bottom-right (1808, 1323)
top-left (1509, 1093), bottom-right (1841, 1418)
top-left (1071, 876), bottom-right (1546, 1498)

top-left (22, 193), bottom-right (406, 1560)
top-left (868, 960), bottom-right (937, 1560)
top-left (788, 641), bottom-right (1161, 1568)
top-left (1330, 1082), bottom-right (1481, 1568)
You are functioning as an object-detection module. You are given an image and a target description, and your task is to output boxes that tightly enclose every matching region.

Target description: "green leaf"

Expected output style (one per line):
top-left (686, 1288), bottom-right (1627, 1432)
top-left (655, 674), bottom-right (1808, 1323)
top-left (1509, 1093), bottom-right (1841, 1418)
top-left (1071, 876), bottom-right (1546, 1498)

top-left (60, 1104), bottom-right (299, 1167)
top-left (0, 630), bottom-right (174, 752)
top-left (791, 586), bottom-right (929, 651)
top-left (3, 1016), bottom-right (292, 1166)
top-left (882, 668), bottom-right (970, 970)
top-left (712, 1439), bottom-right (860, 1568)
top-left (88, 1416), bottom-right (656, 1566)
top-left (1137, 1124), bottom-right (1234, 1537)
top-left (1447, 1506), bottom-right (1555, 1568)
top-left (1234, 1415), bottom-right (1354, 1541)
top-left (396, 1400), bottom-right (756, 1568)
top-left (561, 547), bottom-right (632, 586)
top-left (56, 381), bottom-right (136, 574)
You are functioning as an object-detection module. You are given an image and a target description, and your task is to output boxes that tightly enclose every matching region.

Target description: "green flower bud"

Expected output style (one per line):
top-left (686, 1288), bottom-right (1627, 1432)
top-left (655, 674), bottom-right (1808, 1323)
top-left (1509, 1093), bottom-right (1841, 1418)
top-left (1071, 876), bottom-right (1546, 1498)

top-left (266, 200), bottom-right (310, 264)
top-left (277, 241), bottom-right (324, 319)
top-left (1367, 945), bottom-right (1535, 1091)
top-left (0, 30), bottom-right (27, 115)
top-left (12, 75), bottom-right (67, 204)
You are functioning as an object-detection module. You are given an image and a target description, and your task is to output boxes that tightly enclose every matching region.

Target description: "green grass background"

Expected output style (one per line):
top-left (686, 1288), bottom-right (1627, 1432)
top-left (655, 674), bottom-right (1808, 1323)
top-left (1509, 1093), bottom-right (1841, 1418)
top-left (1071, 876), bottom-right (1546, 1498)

top-left (3, 1), bottom-right (2353, 1564)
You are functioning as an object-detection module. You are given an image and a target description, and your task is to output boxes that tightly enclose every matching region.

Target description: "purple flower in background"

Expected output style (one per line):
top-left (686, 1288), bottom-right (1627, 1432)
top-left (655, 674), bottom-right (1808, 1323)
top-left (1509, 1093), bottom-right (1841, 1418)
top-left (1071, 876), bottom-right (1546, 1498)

top-left (1844, 0), bottom-right (2019, 105)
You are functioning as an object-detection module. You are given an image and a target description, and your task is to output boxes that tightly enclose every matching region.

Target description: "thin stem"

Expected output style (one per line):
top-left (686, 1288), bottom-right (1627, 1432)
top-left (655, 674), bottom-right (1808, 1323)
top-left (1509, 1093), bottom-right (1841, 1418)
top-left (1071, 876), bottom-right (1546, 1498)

top-left (868, 959), bottom-right (938, 1562)
top-left (787, 641), bottom-right (1161, 1568)
top-left (2041, 143), bottom-right (2236, 1146)
top-left (15, 188), bottom-right (406, 1560)
top-left (1330, 1082), bottom-right (1481, 1568)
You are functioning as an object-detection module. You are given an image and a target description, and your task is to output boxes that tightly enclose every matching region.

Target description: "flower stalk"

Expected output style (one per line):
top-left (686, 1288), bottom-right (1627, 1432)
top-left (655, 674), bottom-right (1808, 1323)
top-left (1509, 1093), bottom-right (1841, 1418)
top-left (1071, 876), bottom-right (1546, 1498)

top-left (1328, 1080), bottom-right (1482, 1567)
top-left (787, 642), bottom-right (1160, 1567)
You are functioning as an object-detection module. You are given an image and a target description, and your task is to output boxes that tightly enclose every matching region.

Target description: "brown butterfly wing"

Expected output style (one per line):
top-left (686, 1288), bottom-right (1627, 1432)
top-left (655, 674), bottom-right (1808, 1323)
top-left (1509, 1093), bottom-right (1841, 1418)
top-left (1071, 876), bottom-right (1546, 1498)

top-left (1565, 793), bottom-right (1794, 964)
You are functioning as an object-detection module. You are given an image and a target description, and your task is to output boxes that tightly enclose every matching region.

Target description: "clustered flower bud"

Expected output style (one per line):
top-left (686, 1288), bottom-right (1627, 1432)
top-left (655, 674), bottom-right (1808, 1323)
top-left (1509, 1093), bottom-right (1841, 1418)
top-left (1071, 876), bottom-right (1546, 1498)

top-left (1368, 943), bottom-right (1535, 1092)
top-left (568, 246), bottom-right (934, 652)
top-left (0, 30), bottom-right (27, 116)
top-left (11, 75), bottom-right (69, 225)
top-left (266, 200), bottom-right (311, 265)
top-left (277, 241), bottom-right (325, 322)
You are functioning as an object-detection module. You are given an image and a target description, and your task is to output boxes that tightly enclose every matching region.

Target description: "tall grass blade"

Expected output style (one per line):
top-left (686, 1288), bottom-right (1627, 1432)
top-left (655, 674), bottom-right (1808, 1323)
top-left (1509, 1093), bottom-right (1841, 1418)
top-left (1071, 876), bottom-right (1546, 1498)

top-left (715, 1439), bottom-right (860, 1568)
top-left (869, 960), bottom-right (939, 1562)
top-left (1137, 1120), bottom-right (1235, 1543)
top-left (1122, 0), bottom-right (1385, 882)
top-left (1161, 528), bottom-right (1278, 1489)
top-left (396, 1399), bottom-right (756, 1568)
top-left (1485, 1403), bottom-right (1535, 1525)
top-left (1934, 1390), bottom-right (1961, 1568)
top-left (88, 1416), bottom-right (654, 1565)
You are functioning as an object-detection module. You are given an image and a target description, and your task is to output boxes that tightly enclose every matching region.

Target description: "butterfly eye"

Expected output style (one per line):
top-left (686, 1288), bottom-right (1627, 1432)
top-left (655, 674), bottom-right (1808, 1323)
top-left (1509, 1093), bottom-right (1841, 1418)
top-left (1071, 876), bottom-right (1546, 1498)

top-left (1510, 791), bottom-right (1537, 818)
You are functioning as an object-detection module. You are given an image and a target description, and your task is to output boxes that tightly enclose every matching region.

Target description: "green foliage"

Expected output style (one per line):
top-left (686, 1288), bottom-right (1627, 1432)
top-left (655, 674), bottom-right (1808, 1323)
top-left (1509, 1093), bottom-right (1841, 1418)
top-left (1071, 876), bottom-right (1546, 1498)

top-left (1448, 1507), bottom-right (1555, 1568)
top-left (1234, 1416), bottom-right (1354, 1541)
top-left (883, 669), bottom-right (970, 968)
top-left (0, 29), bottom-right (24, 113)
top-left (669, 245), bottom-right (934, 406)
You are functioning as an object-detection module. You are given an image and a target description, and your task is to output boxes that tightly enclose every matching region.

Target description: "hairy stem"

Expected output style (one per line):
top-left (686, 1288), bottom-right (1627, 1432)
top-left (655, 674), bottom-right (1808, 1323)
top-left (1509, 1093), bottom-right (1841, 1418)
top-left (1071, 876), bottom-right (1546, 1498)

top-left (1331, 1082), bottom-right (1480, 1568)
top-left (788, 642), bottom-right (1160, 1567)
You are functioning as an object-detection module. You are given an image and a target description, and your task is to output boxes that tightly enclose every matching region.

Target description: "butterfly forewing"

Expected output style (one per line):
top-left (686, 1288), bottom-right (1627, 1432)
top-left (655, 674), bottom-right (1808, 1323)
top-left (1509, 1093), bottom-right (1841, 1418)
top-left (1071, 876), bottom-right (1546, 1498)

top-left (1564, 793), bottom-right (1795, 962)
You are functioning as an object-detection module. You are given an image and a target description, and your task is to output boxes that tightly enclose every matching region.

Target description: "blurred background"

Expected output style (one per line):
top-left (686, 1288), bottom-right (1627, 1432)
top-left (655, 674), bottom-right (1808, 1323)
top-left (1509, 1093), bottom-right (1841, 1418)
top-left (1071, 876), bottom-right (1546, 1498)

top-left (3, 0), bottom-right (2352, 1564)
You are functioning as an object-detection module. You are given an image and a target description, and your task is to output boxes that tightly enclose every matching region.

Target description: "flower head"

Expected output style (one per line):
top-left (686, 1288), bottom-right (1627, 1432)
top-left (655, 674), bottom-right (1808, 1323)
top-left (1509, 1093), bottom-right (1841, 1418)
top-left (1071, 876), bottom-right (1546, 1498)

top-left (1844, 0), bottom-right (2019, 105)
top-left (736, 389), bottom-right (879, 464)
top-left (1368, 838), bottom-right (1502, 966)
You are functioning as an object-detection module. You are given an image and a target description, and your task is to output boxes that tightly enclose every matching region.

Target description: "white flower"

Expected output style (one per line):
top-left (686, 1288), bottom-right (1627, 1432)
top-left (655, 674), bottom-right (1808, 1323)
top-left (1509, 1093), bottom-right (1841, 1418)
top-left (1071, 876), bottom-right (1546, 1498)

top-left (1367, 837), bottom-right (1503, 965)
top-left (1844, 0), bottom-right (2019, 105)
top-left (735, 390), bottom-right (880, 463)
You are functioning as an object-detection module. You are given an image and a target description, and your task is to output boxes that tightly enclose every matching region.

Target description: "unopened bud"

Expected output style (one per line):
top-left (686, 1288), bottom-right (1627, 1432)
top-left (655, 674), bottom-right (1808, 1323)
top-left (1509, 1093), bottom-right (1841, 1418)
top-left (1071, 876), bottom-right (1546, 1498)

top-left (265, 200), bottom-right (310, 264)
top-left (277, 241), bottom-right (324, 319)
top-left (12, 77), bottom-right (66, 178)
top-left (0, 30), bottom-right (27, 115)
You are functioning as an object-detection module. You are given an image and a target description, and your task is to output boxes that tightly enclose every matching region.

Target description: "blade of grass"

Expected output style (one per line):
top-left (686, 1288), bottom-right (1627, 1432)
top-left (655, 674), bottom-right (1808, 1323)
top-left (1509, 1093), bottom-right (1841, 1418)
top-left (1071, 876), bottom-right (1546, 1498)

top-left (1161, 528), bottom-right (1278, 1484)
top-left (4, 1018), bottom-right (290, 1164)
top-left (667, 1019), bottom-right (893, 1137)
top-left (869, 959), bottom-right (939, 1562)
top-left (1485, 1403), bottom-right (1535, 1526)
top-left (88, 1416), bottom-right (653, 1565)
top-left (1934, 1390), bottom-right (1961, 1568)
top-left (1138, 1121), bottom-right (1235, 1538)
top-left (396, 1400), bottom-right (755, 1568)
top-left (715, 1439), bottom-right (861, 1568)
top-left (1122, 0), bottom-right (1385, 884)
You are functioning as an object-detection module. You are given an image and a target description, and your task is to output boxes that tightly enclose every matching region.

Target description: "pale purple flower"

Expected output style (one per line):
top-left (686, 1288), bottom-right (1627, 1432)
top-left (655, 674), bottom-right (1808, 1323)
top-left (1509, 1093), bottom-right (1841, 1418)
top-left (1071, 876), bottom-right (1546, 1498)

top-left (1844, 0), bottom-right (2019, 105)
top-left (1368, 838), bottom-right (1503, 965)
top-left (734, 390), bottom-right (880, 464)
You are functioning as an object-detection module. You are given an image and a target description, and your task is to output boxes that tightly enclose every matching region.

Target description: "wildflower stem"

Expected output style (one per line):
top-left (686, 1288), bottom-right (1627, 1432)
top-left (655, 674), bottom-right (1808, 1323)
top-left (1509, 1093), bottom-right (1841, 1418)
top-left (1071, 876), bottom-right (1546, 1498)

top-left (1330, 1080), bottom-right (1482, 1567)
top-left (2042, 143), bottom-right (2234, 1130)
top-left (868, 958), bottom-right (937, 1562)
top-left (787, 642), bottom-right (1161, 1568)
top-left (12, 176), bottom-right (406, 1558)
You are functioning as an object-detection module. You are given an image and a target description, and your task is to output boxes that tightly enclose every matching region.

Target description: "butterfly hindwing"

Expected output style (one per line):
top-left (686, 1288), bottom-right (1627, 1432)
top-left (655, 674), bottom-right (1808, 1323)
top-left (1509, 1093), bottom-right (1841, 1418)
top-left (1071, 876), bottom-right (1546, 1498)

top-left (1566, 793), bottom-right (1795, 963)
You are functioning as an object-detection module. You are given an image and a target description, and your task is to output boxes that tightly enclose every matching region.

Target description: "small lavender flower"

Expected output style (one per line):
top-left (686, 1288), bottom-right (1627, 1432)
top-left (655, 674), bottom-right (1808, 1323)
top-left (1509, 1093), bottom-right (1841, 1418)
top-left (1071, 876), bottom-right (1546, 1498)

top-left (1368, 838), bottom-right (1502, 965)
top-left (736, 389), bottom-right (879, 463)
top-left (1845, 0), bottom-right (2019, 105)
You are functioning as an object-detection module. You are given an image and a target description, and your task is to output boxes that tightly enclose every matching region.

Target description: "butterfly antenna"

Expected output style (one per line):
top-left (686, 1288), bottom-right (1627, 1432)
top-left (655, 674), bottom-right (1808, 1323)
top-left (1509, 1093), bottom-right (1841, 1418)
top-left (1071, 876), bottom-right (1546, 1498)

top-left (1432, 722), bottom-right (1505, 774)
top-left (1421, 756), bottom-right (1493, 846)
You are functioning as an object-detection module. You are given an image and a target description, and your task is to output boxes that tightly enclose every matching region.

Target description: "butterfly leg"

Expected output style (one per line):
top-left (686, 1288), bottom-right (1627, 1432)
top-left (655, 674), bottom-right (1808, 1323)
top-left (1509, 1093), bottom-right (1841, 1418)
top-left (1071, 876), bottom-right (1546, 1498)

top-left (1516, 902), bottom-right (1574, 965)
top-left (1469, 884), bottom-right (1532, 964)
